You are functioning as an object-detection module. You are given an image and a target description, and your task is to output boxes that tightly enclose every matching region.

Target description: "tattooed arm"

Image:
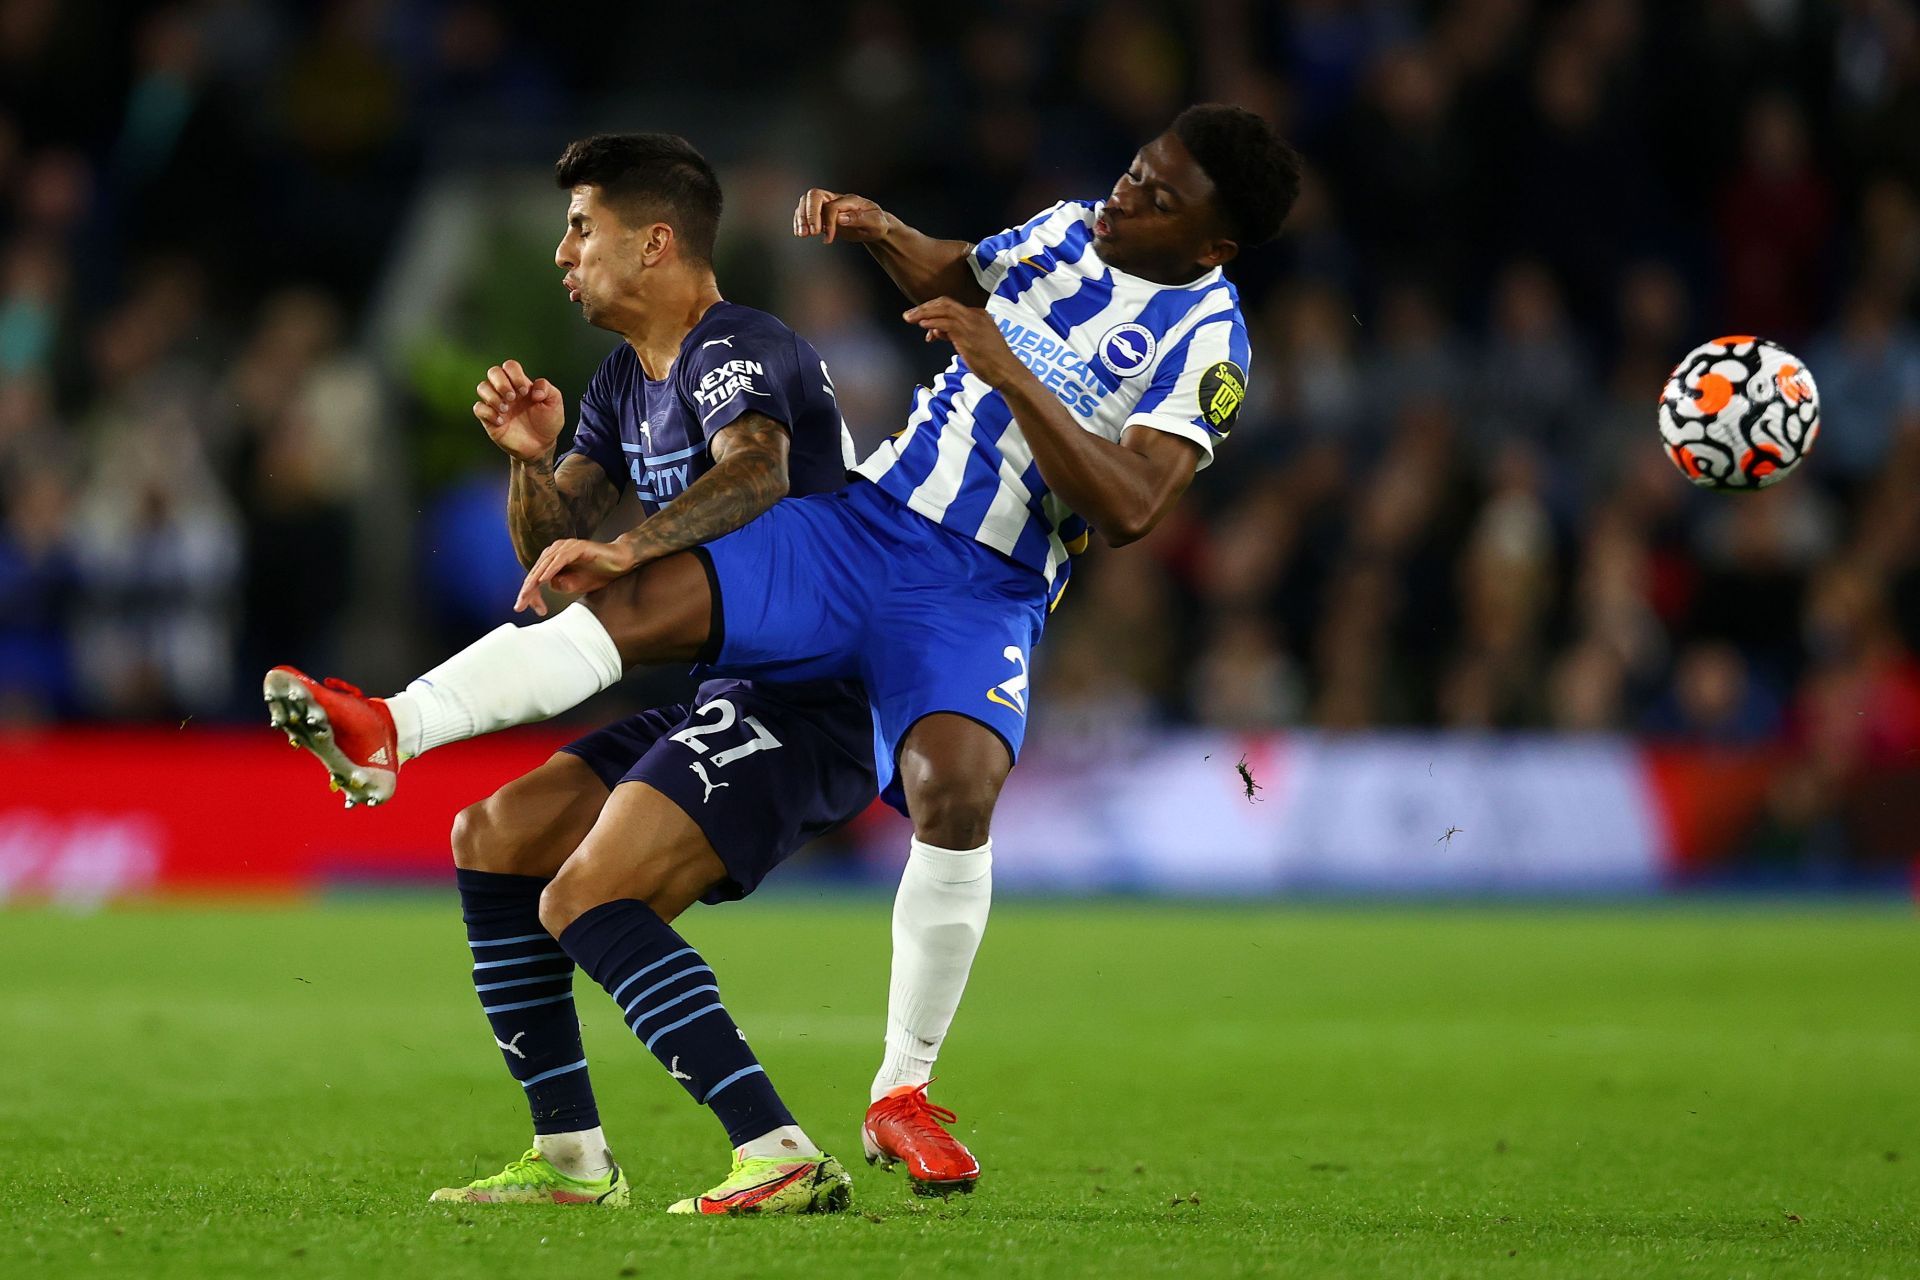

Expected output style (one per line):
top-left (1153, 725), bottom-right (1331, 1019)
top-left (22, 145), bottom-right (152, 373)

top-left (511, 412), bottom-right (791, 614)
top-left (612, 412), bottom-right (789, 565)
top-left (473, 358), bottom-right (623, 568)
top-left (507, 452), bottom-right (620, 569)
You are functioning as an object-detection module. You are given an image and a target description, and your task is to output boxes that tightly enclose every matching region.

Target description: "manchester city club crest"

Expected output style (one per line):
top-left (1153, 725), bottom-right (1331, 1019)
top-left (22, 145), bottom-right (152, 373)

top-left (1097, 323), bottom-right (1156, 377)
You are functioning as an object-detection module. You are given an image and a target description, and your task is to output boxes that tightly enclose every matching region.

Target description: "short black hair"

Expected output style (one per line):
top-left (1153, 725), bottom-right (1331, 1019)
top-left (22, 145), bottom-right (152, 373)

top-left (554, 133), bottom-right (723, 264)
top-left (1169, 104), bottom-right (1302, 248)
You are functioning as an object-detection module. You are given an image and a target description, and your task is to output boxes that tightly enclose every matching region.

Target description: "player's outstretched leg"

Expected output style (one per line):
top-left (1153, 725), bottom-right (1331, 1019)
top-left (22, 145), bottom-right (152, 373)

top-left (541, 781), bottom-right (852, 1216)
top-left (860, 713), bottom-right (1007, 1196)
top-left (267, 554), bottom-right (711, 807)
top-left (431, 755), bottom-right (627, 1206)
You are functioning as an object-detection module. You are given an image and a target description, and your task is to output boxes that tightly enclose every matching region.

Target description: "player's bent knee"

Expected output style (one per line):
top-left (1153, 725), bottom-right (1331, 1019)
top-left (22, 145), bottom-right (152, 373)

top-left (450, 793), bottom-right (560, 877)
top-left (537, 824), bottom-right (724, 937)
top-left (899, 768), bottom-right (1001, 845)
top-left (902, 775), bottom-right (1001, 849)
top-left (449, 798), bottom-right (508, 873)
top-left (897, 723), bottom-right (1009, 849)
top-left (536, 872), bottom-right (597, 939)
top-left (536, 838), bottom-right (719, 938)
top-left (911, 802), bottom-right (995, 850)
top-left (449, 755), bottom-right (610, 879)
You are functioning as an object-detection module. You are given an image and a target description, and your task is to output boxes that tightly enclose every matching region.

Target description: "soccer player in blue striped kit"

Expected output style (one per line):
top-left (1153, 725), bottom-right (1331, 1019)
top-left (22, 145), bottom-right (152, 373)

top-left (272, 104), bottom-right (1301, 1195)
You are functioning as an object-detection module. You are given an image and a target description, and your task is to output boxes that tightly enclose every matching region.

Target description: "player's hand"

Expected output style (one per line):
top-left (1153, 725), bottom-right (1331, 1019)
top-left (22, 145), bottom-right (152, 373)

top-left (474, 359), bottom-right (566, 462)
top-left (793, 188), bottom-right (890, 244)
top-left (904, 297), bottom-right (1024, 387)
top-left (514, 537), bottom-right (641, 615)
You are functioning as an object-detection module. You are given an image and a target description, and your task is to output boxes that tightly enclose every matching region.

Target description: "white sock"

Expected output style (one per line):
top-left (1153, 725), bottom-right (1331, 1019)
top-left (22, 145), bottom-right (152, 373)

top-left (736, 1123), bottom-right (821, 1162)
top-left (385, 603), bottom-right (624, 759)
top-left (533, 1125), bottom-right (614, 1180)
top-left (870, 837), bottom-right (992, 1102)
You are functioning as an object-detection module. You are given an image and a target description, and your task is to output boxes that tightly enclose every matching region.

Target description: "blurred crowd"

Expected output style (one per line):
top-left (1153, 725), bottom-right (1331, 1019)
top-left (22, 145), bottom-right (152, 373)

top-left (4, 0), bottom-right (1920, 864)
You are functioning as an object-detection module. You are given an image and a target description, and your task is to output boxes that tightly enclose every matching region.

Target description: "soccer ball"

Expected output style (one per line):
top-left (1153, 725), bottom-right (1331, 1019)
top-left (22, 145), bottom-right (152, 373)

top-left (1657, 335), bottom-right (1820, 490)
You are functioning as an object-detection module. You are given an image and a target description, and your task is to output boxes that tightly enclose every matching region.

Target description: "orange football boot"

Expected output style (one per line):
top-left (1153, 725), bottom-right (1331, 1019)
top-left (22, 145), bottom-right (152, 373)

top-left (263, 666), bottom-right (400, 808)
top-left (861, 1082), bottom-right (980, 1197)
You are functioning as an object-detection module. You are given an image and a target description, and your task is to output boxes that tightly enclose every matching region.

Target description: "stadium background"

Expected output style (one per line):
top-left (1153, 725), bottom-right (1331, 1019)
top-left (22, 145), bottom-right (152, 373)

top-left (3, 0), bottom-right (1920, 900)
top-left (6, 5), bottom-right (1920, 1278)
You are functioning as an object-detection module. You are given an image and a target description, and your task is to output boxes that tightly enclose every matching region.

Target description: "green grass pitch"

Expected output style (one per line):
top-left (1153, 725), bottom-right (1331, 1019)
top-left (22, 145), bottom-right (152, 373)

top-left (5, 897), bottom-right (1917, 1277)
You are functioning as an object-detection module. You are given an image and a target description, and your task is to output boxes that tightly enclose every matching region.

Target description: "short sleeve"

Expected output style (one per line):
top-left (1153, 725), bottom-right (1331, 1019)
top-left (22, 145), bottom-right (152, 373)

top-left (968, 201), bottom-right (1082, 294)
top-left (1122, 313), bottom-right (1250, 472)
top-left (564, 352), bottom-right (627, 492)
top-left (681, 318), bottom-right (800, 440)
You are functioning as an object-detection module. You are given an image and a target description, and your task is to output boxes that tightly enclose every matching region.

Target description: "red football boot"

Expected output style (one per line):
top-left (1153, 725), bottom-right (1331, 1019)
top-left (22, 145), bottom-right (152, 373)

top-left (861, 1082), bottom-right (980, 1197)
top-left (263, 666), bottom-right (400, 808)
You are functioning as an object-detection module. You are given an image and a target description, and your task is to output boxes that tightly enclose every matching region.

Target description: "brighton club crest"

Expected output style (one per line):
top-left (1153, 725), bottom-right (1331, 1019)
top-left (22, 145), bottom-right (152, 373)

top-left (1098, 323), bottom-right (1156, 378)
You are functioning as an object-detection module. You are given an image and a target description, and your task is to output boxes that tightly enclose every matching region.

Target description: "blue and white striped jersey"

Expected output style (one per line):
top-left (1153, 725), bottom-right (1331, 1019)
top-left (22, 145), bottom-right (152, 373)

top-left (854, 198), bottom-right (1250, 597)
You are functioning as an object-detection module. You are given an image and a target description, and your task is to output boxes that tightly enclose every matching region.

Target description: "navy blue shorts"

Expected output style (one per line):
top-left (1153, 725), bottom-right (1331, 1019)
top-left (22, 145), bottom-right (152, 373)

top-left (697, 481), bottom-right (1048, 812)
top-left (559, 676), bottom-right (876, 903)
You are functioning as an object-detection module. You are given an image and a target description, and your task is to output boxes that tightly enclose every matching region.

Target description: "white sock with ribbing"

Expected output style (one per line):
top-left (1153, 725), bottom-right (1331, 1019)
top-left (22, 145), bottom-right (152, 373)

top-left (870, 837), bottom-right (993, 1101)
top-left (384, 603), bottom-right (624, 759)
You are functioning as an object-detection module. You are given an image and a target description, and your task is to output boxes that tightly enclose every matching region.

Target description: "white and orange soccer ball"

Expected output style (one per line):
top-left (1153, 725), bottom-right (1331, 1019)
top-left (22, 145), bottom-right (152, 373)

top-left (1657, 335), bottom-right (1820, 490)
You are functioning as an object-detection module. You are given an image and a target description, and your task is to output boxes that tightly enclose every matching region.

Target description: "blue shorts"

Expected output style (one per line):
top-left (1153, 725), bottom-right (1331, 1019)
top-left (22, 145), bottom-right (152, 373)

top-left (560, 676), bottom-right (876, 903)
top-left (694, 481), bottom-right (1048, 812)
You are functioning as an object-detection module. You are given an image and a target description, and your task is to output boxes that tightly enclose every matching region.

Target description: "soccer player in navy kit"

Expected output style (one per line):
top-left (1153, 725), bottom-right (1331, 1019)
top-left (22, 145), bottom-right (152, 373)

top-left (269, 134), bottom-right (873, 1213)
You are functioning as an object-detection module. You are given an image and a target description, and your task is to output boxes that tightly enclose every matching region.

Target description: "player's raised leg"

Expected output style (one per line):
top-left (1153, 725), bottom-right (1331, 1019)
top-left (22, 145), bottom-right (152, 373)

top-left (861, 713), bottom-right (1008, 1196)
top-left (266, 553), bottom-right (710, 807)
top-left (431, 753), bottom-right (627, 1205)
top-left (539, 780), bottom-right (851, 1215)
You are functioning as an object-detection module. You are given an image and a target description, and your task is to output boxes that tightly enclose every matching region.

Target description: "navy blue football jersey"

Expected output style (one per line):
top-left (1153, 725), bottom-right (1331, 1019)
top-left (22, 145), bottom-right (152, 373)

top-left (566, 300), bottom-right (853, 509)
top-left (562, 298), bottom-right (873, 782)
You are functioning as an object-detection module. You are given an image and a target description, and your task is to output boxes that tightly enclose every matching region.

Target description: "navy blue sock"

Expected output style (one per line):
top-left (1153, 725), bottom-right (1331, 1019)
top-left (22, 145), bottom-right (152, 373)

top-left (456, 868), bottom-right (600, 1135)
top-left (559, 899), bottom-right (796, 1148)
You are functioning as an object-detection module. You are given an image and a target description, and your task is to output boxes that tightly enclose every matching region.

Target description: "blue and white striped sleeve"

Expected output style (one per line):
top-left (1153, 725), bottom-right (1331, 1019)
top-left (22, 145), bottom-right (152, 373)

top-left (968, 202), bottom-right (1076, 293)
top-left (1122, 311), bottom-right (1250, 470)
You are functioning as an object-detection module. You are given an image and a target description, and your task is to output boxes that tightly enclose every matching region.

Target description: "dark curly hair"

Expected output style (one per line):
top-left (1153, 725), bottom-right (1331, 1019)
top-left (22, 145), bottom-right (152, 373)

top-left (1170, 104), bottom-right (1302, 248)
top-left (554, 133), bottom-right (723, 264)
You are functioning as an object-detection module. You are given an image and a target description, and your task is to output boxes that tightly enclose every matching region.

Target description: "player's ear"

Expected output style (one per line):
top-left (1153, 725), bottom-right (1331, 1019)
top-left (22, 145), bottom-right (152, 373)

top-left (641, 222), bottom-right (674, 266)
top-left (1198, 236), bottom-right (1238, 269)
